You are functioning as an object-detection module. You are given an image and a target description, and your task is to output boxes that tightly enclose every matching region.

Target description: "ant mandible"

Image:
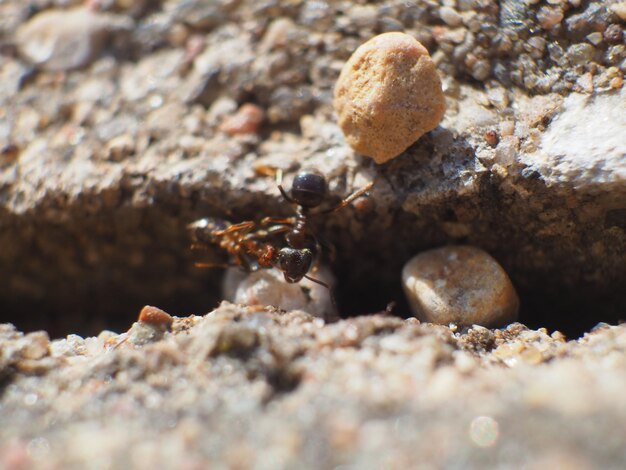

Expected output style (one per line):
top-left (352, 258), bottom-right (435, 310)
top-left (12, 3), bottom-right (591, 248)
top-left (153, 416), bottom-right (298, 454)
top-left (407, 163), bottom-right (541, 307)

top-left (260, 169), bottom-right (374, 290)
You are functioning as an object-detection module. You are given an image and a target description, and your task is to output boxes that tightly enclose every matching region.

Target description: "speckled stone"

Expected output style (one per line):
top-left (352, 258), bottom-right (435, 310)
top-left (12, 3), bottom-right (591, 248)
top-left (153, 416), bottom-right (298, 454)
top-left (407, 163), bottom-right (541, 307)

top-left (15, 7), bottom-right (133, 71)
top-left (402, 246), bottom-right (519, 328)
top-left (334, 32), bottom-right (446, 164)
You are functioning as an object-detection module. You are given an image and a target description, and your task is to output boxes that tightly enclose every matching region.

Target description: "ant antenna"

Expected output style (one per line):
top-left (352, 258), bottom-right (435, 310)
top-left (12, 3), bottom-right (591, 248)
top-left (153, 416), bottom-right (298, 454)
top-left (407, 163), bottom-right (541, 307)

top-left (304, 274), bottom-right (337, 309)
top-left (317, 181), bottom-right (374, 214)
top-left (275, 168), bottom-right (295, 204)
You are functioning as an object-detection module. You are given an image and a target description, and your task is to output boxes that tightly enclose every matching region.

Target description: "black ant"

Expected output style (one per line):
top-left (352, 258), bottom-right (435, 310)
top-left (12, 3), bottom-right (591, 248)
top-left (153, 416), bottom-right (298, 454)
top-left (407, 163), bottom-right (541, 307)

top-left (259, 169), bottom-right (374, 290)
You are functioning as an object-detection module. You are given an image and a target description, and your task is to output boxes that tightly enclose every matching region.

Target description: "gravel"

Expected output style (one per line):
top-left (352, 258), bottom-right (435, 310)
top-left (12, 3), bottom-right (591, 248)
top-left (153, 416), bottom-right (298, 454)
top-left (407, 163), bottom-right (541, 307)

top-left (2, 306), bottom-right (626, 468)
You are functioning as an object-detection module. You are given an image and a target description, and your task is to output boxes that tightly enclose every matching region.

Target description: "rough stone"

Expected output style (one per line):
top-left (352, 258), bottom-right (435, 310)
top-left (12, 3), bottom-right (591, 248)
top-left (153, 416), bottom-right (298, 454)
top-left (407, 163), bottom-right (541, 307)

top-left (15, 7), bottom-right (133, 71)
top-left (530, 89), bottom-right (626, 185)
top-left (2, 307), bottom-right (626, 468)
top-left (402, 246), bottom-right (520, 327)
top-left (334, 32), bottom-right (446, 163)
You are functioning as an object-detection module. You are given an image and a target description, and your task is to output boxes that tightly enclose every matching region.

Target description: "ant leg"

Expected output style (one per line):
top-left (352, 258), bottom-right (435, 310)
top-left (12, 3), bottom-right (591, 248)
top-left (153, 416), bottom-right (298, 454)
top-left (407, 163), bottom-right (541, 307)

top-left (196, 255), bottom-right (254, 272)
top-left (260, 216), bottom-right (295, 227)
top-left (212, 221), bottom-right (255, 236)
top-left (194, 261), bottom-right (235, 269)
top-left (265, 225), bottom-right (292, 238)
top-left (244, 224), bottom-right (291, 246)
top-left (317, 181), bottom-right (374, 214)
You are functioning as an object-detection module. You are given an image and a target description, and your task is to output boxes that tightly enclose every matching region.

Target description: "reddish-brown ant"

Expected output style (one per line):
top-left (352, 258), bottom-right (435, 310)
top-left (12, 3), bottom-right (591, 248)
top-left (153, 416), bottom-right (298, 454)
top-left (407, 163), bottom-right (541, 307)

top-left (189, 170), bottom-right (373, 296)
top-left (188, 217), bottom-right (277, 272)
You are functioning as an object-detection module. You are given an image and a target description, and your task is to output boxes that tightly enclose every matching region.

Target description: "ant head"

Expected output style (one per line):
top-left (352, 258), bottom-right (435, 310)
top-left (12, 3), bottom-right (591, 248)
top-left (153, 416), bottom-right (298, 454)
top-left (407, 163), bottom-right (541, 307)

top-left (277, 247), bottom-right (313, 283)
top-left (291, 171), bottom-right (327, 208)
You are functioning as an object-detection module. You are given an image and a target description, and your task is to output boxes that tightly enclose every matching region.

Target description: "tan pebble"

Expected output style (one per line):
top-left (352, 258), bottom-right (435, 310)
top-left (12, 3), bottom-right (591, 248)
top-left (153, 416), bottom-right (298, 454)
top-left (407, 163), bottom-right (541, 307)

top-left (402, 246), bottom-right (519, 328)
top-left (334, 32), bottom-right (445, 164)
top-left (219, 103), bottom-right (265, 135)
top-left (610, 76), bottom-right (623, 89)
top-left (610, 2), bottom-right (626, 21)
top-left (138, 305), bottom-right (173, 330)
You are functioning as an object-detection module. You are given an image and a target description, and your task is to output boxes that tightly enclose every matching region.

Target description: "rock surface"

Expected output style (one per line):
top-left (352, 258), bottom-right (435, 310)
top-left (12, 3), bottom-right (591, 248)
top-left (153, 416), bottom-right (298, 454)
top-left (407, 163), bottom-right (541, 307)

top-left (334, 32), bottom-right (446, 163)
top-left (2, 305), bottom-right (626, 468)
top-left (402, 246), bottom-right (519, 327)
top-left (0, 0), bottom-right (624, 339)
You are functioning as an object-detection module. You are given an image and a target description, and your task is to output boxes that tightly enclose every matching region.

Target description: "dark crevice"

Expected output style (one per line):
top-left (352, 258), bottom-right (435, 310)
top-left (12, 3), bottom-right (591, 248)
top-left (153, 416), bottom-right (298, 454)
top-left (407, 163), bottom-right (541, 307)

top-left (1, 175), bottom-right (625, 340)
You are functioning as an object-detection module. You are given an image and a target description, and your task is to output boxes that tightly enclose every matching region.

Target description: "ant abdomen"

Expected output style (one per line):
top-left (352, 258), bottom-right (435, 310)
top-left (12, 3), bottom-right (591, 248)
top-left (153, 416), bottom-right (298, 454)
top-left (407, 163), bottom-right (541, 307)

top-left (188, 217), bottom-right (229, 244)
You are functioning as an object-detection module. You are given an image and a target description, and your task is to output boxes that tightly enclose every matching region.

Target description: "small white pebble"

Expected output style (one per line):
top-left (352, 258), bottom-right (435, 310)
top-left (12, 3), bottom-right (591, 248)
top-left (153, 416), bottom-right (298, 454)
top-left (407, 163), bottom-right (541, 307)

top-left (223, 267), bottom-right (337, 320)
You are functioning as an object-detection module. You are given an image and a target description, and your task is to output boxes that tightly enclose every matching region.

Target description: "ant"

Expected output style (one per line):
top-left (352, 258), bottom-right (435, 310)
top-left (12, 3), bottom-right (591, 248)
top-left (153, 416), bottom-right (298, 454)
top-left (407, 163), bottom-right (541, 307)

top-left (188, 217), bottom-right (278, 272)
top-left (258, 169), bottom-right (374, 290)
top-left (188, 170), bottom-right (373, 296)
